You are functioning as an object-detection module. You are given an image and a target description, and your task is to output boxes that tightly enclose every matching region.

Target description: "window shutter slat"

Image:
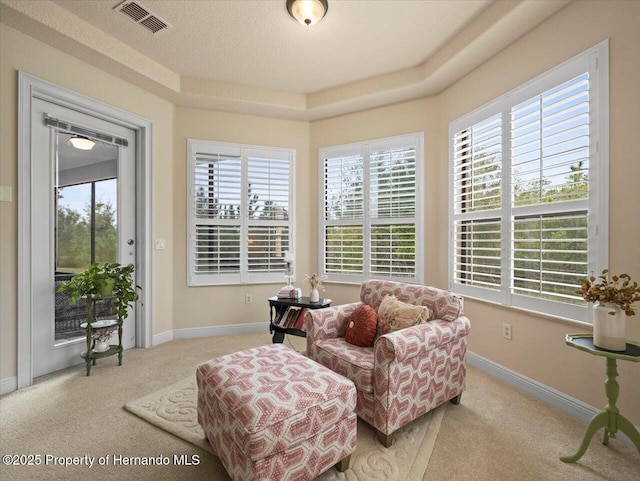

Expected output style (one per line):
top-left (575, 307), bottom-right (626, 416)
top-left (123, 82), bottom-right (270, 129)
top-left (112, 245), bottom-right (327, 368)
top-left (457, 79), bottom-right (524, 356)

top-left (194, 156), bottom-right (241, 220)
top-left (247, 226), bottom-right (289, 272)
top-left (511, 73), bottom-right (589, 207)
top-left (370, 224), bottom-right (416, 277)
top-left (193, 225), bottom-right (241, 274)
top-left (370, 146), bottom-right (416, 218)
top-left (247, 155), bottom-right (290, 221)
top-left (453, 113), bottom-right (503, 214)
top-left (324, 154), bottom-right (364, 221)
top-left (511, 212), bottom-right (588, 303)
top-left (453, 219), bottom-right (502, 290)
top-left (324, 225), bottom-right (364, 275)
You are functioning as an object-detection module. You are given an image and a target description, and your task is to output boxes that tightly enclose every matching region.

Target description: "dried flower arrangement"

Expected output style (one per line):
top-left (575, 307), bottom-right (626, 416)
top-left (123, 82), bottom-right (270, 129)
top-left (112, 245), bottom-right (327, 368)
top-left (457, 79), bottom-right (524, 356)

top-left (578, 269), bottom-right (640, 316)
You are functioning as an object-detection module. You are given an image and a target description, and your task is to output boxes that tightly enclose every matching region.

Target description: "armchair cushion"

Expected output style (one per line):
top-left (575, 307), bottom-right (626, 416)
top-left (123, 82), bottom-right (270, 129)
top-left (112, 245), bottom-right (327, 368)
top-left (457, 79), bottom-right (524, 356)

top-left (313, 338), bottom-right (375, 394)
top-left (345, 304), bottom-right (377, 347)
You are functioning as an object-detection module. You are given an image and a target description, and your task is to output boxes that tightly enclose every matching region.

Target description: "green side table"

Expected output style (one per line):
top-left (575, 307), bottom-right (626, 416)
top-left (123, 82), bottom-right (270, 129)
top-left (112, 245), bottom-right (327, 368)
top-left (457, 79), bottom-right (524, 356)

top-left (560, 334), bottom-right (640, 463)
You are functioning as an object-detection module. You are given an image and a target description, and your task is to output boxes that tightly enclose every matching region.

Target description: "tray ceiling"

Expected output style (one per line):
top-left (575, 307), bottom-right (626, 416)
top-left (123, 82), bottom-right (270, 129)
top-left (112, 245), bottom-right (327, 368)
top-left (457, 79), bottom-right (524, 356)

top-left (0, 0), bottom-right (571, 120)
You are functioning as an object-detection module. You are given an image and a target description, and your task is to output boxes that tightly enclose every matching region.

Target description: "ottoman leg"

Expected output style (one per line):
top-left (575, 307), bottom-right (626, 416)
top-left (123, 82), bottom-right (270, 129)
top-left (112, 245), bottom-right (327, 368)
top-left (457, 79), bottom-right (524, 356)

top-left (335, 454), bottom-right (351, 472)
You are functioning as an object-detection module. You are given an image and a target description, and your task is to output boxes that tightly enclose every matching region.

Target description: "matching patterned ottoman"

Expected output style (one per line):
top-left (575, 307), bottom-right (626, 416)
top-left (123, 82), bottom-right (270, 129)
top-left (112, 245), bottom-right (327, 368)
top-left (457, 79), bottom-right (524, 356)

top-left (196, 343), bottom-right (357, 481)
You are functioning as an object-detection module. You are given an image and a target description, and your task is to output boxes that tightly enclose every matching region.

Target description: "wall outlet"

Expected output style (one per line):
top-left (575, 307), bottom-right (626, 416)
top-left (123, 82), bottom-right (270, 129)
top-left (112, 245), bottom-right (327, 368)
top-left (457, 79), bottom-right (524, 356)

top-left (0, 186), bottom-right (12, 202)
top-left (245, 294), bottom-right (252, 305)
top-left (502, 323), bottom-right (512, 340)
top-left (154, 239), bottom-right (166, 250)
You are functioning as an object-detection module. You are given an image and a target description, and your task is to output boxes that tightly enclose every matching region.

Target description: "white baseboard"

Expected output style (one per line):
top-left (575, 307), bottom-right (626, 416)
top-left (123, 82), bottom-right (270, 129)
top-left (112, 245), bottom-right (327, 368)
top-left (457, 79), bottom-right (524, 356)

top-left (466, 350), bottom-right (637, 447)
top-left (152, 330), bottom-right (174, 346)
top-left (0, 376), bottom-right (18, 396)
top-left (153, 322), bottom-right (267, 345)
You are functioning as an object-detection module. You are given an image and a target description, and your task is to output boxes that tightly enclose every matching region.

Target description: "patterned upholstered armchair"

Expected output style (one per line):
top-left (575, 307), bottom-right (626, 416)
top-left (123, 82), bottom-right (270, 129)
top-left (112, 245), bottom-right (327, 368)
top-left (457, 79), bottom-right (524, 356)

top-left (306, 280), bottom-right (470, 447)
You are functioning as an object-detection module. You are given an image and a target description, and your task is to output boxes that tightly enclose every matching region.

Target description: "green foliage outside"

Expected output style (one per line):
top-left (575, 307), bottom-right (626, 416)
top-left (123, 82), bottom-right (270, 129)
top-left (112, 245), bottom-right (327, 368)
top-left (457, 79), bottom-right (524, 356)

top-left (56, 198), bottom-right (117, 273)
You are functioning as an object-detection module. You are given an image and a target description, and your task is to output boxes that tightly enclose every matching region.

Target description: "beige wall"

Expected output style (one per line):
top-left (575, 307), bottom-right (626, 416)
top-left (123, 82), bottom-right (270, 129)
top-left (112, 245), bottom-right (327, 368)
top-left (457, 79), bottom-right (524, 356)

top-left (1, 0), bottom-right (638, 426)
top-left (171, 107), bottom-right (310, 329)
top-left (311, 0), bottom-right (640, 424)
top-left (0, 25), bottom-right (176, 379)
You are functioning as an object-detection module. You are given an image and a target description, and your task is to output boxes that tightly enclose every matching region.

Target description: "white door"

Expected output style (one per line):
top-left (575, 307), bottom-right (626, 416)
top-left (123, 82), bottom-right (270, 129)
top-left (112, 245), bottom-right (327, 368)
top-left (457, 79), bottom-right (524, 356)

top-left (31, 98), bottom-right (137, 377)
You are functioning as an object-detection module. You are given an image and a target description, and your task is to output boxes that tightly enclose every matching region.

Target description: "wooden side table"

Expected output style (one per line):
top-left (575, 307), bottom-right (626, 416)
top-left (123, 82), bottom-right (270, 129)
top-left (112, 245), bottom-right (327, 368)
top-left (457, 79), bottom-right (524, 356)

top-left (268, 296), bottom-right (332, 343)
top-left (560, 334), bottom-right (640, 463)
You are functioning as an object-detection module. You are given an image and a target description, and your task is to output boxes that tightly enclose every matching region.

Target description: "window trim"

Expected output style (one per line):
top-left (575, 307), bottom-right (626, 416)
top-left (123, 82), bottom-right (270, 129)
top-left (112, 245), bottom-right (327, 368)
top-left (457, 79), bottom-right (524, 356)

top-left (448, 40), bottom-right (609, 323)
top-left (187, 139), bottom-right (295, 286)
top-left (318, 132), bottom-right (424, 284)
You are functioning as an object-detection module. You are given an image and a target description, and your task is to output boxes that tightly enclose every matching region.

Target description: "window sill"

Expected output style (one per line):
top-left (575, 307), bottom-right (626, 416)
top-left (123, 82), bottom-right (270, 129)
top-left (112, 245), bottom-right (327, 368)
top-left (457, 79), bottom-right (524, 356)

top-left (460, 294), bottom-right (592, 330)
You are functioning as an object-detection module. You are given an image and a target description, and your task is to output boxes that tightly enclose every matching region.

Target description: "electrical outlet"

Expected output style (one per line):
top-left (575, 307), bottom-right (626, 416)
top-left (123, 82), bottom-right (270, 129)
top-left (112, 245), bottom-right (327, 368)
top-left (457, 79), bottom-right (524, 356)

top-left (245, 294), bottom-right (252, 305)
top-left (502, 323), bottom-right (512, 340)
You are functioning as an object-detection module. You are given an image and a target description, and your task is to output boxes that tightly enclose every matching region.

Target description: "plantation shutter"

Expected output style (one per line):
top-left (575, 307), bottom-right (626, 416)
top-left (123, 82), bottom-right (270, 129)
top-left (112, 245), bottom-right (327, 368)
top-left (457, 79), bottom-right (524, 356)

top-left (510, 73), bottom-right (590, 303)
top-left (369, 144), bottom-right (417, 278)
top-left (320, 133), bottom-right (423, 283)
top-left (188, 140), bottom-right (294, 286)
top-left (323, 149), bottom-right (364, 276)
top-left (452, 114), bottom-right (503, 292)
top-left (191, 149), bottom-right (242, 284)
top-left (450, 41), bottom-right (607, 322)
top-left (246, 150), bottom-right (291, 277)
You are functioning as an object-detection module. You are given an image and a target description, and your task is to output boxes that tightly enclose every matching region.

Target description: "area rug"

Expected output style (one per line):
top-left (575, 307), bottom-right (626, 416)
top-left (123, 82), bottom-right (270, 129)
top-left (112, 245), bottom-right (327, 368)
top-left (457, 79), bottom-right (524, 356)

top-left (124, 377), bottom-right (446, 481)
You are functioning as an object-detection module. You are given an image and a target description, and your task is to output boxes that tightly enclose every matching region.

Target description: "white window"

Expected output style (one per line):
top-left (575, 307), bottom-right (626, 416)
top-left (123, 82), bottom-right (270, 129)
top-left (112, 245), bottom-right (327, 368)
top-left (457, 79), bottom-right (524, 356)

top-left (187, 140), bottom-right (294, 286)
top-left (449, 41), bottom-right (608, 322)
top-left (319, 133), bottom-right (424, 284)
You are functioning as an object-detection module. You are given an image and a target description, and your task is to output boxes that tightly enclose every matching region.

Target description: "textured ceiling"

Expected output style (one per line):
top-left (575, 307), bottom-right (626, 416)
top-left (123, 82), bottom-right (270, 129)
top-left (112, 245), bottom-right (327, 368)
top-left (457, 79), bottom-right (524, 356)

top-left (0, 0), bottom-right (571, 120)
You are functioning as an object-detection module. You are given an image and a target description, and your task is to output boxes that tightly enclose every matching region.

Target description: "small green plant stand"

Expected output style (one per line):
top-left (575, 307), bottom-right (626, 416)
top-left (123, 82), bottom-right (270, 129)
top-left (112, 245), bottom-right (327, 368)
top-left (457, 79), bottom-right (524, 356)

top-left (560, 334), bottom-right (640, 463)
top-left (80, 295), bottom-right (123, 376)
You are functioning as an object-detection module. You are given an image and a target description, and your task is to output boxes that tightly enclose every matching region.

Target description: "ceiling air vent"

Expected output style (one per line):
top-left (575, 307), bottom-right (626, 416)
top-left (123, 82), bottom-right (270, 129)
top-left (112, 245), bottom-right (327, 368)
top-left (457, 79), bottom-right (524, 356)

top-left (115, 1), bottom-right (171, 35)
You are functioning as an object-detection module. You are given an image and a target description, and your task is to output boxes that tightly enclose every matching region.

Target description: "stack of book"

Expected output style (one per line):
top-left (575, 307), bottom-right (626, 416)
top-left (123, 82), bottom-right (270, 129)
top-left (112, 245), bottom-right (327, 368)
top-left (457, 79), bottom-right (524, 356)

top-left (277, 287), bottom-right (302, 299)
top-left (276, 306), bottom-right (307, 331)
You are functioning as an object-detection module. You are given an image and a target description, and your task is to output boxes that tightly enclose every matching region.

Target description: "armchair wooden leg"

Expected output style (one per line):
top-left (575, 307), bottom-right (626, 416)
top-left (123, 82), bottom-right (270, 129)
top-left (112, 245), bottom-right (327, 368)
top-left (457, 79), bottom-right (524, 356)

top-left (450, 393), bottom-right (462, 405)
top-left (376, 430), bottom-right (394, 448)
top-left (335, 454), bottom-right (351, 472)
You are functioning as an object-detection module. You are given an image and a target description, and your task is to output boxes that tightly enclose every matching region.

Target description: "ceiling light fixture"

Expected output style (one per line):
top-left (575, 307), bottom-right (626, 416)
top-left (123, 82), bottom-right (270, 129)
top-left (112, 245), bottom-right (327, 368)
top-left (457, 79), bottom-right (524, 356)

top-left (67, 135), bottom-right (96, 150)
top-left (286, 0), bottom-right (328, 26)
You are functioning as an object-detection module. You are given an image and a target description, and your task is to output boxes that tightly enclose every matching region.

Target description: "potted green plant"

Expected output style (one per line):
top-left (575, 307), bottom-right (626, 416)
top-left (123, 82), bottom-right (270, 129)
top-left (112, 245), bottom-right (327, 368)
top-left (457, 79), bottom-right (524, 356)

top-left (578, 269), bottom-right (640, 351)
top-left (57, 262), bottom-right (141, 320)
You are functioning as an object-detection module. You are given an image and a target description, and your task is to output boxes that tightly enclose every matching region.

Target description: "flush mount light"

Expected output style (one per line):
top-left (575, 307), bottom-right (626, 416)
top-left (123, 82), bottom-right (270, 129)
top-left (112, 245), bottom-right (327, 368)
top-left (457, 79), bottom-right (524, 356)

top-left (286, 0), bottom-right (328, 26)
top-left (67, 135), bottom-right (96, 150)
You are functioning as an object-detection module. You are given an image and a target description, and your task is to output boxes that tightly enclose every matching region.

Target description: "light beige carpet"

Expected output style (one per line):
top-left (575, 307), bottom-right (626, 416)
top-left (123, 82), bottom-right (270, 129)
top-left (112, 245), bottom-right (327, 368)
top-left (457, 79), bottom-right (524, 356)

top-left (124, 376), bottom-right (446, 481)
top-left (2, 334), bottom-right (639, 481)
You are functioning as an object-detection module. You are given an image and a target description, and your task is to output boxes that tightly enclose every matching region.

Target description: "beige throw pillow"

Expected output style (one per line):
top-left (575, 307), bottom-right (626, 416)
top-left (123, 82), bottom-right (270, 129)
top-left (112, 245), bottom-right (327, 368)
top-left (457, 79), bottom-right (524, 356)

top-left (376, 295), bottom-right (429, 338)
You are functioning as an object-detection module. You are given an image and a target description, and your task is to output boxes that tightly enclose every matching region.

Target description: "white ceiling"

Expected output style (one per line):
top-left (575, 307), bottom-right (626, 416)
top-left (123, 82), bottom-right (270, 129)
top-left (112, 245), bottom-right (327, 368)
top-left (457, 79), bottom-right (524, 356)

top-left (1, 0), bottom-right (571, 120)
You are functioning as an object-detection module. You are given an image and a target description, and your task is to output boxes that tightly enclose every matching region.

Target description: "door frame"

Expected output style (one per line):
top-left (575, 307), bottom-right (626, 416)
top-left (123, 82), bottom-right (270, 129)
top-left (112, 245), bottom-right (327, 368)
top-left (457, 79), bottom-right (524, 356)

top-left (17, 72), bottom-right (153, 389)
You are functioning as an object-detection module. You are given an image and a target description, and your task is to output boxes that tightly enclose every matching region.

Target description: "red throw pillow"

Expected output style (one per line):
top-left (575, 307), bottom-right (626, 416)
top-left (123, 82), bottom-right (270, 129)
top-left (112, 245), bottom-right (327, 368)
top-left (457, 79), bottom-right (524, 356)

top-left (345, 305), bottom-right (378, 347)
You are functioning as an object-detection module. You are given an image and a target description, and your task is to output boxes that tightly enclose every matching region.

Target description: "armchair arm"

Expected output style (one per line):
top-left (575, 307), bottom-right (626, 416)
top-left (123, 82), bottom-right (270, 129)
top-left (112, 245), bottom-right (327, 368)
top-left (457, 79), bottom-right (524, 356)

top-left (372, 316), bottom-right (471, 435)
top-left (305, 302), bottom-right (362, 354)
top-left (375, 316), bottom-right (471, 364)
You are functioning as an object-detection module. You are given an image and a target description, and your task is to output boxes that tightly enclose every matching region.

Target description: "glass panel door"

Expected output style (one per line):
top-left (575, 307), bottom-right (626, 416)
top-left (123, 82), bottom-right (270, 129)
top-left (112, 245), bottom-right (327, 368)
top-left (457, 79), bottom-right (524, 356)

top-left (54, 139), bottom-right (119, 343)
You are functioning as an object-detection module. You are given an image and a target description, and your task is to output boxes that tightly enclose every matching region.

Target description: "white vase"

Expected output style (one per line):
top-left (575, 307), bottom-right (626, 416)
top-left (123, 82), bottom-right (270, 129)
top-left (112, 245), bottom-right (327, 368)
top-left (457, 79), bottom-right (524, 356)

top-left (309, 287), bottom-right (319, 303)
top-left (592, 303), bottom-right (626, 351)
top-left (93, 336), bottom-right (110, 353)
